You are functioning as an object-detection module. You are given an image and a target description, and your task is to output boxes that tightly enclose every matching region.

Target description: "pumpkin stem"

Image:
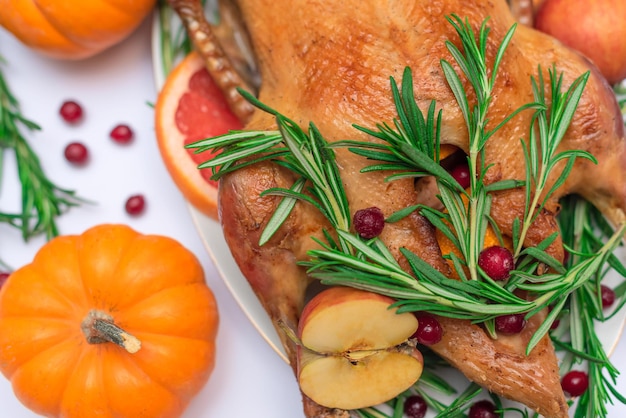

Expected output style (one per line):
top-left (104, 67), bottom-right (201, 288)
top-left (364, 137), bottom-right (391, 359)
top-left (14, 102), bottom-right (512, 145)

top-left (81, 310), bottom-right (141, 354)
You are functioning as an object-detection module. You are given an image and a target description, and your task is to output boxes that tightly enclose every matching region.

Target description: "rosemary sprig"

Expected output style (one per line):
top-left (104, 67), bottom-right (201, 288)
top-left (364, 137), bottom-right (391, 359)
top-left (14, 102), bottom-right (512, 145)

top-left (334, 68), bottom-right (461, 191)
top-left (191, 92), bottom-right (352, 248)
top-left (515, 67), bottom-right (594, 257)
top-left (556, 195), bottom-right (626, 418)
top-left (440, 15), bottom-right (521, 283)
top-left (0, 57), bottom-right (83, 241)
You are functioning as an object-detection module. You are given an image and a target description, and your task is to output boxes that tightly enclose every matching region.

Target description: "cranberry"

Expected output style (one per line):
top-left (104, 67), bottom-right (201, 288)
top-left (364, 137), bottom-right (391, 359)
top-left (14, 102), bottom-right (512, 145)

top-left (601, 285), bottom-right (616, 309)
top-left (353, 207), bottom-right (385, 239)
top-left (403, 395), bottom-right (427, 418)
top-left (125, 195), bottom-right (146, 216)
top-left (0, 272), bottom-right (10, 289)
top-left (59, 100), bottom-right (83, 124)
top-left (495, 313), bottom-right (526, 334)
top-left (561, 370), bottom-right (589, 397)
top-left (468, 400), bottom-right (499, 418)
top-left (412, 314), bottom-right (443, 345)
top-left (450, 162), bottom-right (471, 189)
top-left (64, 142), bottom-right (89, 165)
top-left (478, 246), bottom-right (514, 281)
top-left (110, 124), bottom-right (134, 144)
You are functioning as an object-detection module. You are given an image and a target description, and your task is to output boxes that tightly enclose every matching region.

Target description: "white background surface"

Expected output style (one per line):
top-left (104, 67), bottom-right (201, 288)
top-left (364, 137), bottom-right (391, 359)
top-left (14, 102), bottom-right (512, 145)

top-left (0, 12), bottom-right (625, 418)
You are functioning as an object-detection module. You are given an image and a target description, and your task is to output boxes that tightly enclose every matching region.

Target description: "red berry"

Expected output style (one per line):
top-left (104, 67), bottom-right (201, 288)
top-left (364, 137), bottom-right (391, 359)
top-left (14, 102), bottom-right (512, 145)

top-left (468, 400), bottom-right (499, 418)
top-left (125, 195), bottom-right (146, 216)
top-left (601, 285), bottom-right (616, 309)
top-left (64, 142), bottom-right (89, 165)
top-left (404, 395), bottom-right (427, 418)
top-left (495, 313), bottom-right (527, 334)
top-left (59, 100), bottom-right (83, 124)
top-left (353, 207), bottom-right (385, 239)
top-left (450, 162), bottom-right (471, 189)
top-left (412, 314), bottom-right (443, 345)
top-left (110, 124), bottom-right (134, 144)
top-left (0, 272), bottom-right (10, 289)
top-left (478, 246), bottom-right (514, 281)
top-left (561, 370), bottom-right (589, 397)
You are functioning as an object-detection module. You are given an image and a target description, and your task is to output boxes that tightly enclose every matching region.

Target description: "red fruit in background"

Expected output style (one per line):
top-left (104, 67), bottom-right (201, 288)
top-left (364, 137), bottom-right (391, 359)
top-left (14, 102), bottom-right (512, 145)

top-left (534, 0), bottom-right (626, 85)
top-left (64, 142), bottom-right (89, 165)
top-left (110, 124), bottom-right (134, 144)
top-left (125, 195), bottom-right (146, 216)
top-left (59, 100), bottom-right (83, 124)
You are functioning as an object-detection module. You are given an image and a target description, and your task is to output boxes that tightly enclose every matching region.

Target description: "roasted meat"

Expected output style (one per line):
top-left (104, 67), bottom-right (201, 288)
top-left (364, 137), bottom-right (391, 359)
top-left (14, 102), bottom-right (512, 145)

top-left (169, 0), bottom-right (626, 417)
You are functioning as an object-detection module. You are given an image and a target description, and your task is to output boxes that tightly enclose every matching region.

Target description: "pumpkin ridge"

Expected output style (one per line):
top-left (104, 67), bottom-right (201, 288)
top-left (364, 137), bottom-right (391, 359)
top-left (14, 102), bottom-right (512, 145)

top-left (0, 314), bottom-right (75, 324)
top-left (0, 320), bottom-right (74, 378)
top-left (73, 235), bottom-right (95, 309)
top-left (109, 348), bottom-right (184, 407)
top-left (58, 345), bottom-right (104, 416)
top-left (9, 335), bottom-right (82, 385)
top-left (116, 334), bottom-right (214, 399)
top-left (75, 226), bottom-right (139, 309)
top-left (31, 1), bottom-right (92, 50)
top-left (101, 0), bottom-right (134, 18)
top-left (28, 265), bottom-right (87, 317)
top-left (99, 233), bottom-right (203, 310)
top-left (119, 282), bottom-right (206, 312)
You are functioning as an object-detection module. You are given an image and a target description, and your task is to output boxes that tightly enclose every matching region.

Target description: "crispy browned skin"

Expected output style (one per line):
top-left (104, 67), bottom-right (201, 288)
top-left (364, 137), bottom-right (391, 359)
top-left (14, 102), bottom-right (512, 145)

top-left (435, 311), bottom-right (564, 417)
top-left (171, 0), bottom-right (626, 417)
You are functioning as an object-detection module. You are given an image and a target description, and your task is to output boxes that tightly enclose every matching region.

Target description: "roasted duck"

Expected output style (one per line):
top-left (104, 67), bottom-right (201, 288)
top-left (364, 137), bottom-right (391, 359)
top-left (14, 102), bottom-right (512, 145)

top-left (168, 0), bottom-right (626, 417)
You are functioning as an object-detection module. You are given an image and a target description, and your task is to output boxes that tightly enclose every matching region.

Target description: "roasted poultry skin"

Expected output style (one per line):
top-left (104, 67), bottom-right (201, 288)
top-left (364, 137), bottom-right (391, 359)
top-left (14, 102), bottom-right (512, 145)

top-left (169, 0), bottom-right (626, 417)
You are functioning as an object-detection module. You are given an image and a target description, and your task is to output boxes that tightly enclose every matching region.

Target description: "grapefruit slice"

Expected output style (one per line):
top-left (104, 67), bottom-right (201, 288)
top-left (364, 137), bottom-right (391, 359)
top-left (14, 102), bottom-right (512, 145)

top-left (155, 51), bottom-right (243, 220)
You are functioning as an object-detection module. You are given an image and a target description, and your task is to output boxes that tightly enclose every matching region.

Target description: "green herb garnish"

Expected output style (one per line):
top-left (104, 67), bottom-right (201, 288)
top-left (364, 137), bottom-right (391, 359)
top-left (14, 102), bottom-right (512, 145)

top-left (0, 57), bottom-right (83, 241)
top-left (556, 195), bottom-right (626, 418)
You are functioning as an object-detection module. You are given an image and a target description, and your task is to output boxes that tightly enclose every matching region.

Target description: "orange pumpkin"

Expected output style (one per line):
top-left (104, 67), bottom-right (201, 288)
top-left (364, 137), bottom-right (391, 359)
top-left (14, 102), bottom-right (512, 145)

top-left (0, 224), bottom-right (219, 417)
top-left (0, 0), bottom-right (156, 60)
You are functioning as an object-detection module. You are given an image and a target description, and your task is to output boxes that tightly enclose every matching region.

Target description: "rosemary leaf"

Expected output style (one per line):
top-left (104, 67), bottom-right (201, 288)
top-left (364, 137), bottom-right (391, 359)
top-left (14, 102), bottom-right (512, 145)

top-left (259, 178), bottom-right (306, 245)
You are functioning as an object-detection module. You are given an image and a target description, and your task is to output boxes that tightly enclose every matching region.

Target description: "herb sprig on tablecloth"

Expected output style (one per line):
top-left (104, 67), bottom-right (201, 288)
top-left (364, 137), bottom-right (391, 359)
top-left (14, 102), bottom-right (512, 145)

top-left (0, 57), bottom-right (83, 241)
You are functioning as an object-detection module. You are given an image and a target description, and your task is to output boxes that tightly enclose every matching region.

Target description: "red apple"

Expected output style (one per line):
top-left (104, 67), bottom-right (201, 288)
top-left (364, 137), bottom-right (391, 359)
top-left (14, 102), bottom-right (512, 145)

top-left (534, 0), bottom-right (626, 85)
top-left (296, 286), bottom-right (423, 410)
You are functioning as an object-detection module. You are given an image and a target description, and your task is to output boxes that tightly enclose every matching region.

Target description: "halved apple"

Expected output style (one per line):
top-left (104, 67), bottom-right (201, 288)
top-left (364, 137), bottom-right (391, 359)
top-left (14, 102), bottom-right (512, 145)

top-left (296, 286), bottom-right (423, 410)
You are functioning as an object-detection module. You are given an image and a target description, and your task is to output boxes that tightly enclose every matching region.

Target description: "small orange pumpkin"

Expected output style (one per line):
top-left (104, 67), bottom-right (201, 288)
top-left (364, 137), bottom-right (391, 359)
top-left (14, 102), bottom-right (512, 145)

top-left (0, 224), bottom-right (219, 417)
top-left (0, 0), bottom-right (156, 60)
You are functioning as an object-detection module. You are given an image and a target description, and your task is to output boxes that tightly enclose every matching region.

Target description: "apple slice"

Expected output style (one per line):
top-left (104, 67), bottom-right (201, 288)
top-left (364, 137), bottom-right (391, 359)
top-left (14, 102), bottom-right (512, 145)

top-left (296, 286), bottom-right (423, 410)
